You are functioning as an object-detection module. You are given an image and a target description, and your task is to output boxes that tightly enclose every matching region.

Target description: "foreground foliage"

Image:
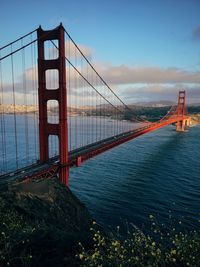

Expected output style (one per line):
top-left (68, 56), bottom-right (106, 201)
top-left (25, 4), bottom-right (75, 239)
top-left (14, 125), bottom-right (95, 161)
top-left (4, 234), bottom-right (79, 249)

top-left (78, 218), bottom-right (200, 267)
top-left (0, 178), bottom-right (92, 267)
top-left (0, 197), bottom-right (37, 266)
top-left (0, 188), bottom-right (199, 267)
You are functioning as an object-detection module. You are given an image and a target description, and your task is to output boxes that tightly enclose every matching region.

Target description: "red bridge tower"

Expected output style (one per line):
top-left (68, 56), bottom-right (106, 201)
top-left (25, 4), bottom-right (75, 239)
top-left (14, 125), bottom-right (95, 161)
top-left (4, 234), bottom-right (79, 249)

top-left (176, 90), bottom-right (187, 132)
top-left (37, 24), bottom-right (69, 186)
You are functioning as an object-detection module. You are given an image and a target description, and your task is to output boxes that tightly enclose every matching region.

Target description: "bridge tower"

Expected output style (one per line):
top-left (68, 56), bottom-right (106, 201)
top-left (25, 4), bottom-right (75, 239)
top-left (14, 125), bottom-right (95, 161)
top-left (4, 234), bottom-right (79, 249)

top-left (176, 90), bottom-right (186, 132)
top-left (37, 24), bottom-right (69, 186)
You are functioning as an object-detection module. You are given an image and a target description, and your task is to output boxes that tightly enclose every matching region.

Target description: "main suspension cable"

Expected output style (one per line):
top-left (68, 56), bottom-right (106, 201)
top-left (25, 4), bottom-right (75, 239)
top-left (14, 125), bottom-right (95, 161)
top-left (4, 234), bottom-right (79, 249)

top-left (0, 29), bottom-right (37, 51)
top-left (64, 28), bottom-right (133, 112)
top-left (50, 40), bottom-right (125, 115)
top-left (64, 28), bottom-right (150, 123)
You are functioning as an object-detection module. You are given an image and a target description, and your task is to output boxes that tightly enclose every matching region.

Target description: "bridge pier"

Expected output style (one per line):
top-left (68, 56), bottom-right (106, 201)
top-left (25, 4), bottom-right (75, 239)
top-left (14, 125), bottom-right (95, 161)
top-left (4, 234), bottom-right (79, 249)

top-left (176, 118), bottom-right (191, 131)
top-left (176, 120), bottom-right (185, 132)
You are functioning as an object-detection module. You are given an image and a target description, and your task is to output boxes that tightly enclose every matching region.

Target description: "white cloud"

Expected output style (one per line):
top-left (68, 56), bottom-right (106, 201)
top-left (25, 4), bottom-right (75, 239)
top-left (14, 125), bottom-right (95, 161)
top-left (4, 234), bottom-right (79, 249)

top-left (115, 84), bottom-right (200, 104)
top-left (97, 64), bottom-right (200, 84)
top-left (1, 41), bottom-right (200, 105)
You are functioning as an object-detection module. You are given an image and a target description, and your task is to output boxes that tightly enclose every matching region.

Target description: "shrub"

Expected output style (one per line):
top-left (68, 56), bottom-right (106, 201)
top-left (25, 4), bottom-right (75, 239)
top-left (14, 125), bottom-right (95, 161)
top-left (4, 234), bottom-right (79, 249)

top-left (0, 197), bottom-right (37, 266)
top-left (78, 218), bottom-right (200, 267)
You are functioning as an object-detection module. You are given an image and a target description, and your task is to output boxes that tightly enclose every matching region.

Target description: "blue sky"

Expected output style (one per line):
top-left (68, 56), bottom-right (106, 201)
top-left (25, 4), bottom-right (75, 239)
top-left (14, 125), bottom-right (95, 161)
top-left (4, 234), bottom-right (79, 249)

top-left (1, 0), bottom-right (200, 103)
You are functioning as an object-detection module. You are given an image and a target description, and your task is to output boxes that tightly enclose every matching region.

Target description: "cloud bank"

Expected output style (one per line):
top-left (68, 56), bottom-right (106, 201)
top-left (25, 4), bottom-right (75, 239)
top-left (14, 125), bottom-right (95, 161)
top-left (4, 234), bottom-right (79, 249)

top-left (99, 65), bottom-right (200, 85)
top-left (1, 39), bottom-right (200, 105)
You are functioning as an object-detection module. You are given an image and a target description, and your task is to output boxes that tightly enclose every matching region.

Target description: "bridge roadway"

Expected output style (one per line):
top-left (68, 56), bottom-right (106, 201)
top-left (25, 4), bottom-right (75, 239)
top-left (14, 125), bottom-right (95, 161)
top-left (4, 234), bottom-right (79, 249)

top-left (0, 116), bottom-right (184, 185)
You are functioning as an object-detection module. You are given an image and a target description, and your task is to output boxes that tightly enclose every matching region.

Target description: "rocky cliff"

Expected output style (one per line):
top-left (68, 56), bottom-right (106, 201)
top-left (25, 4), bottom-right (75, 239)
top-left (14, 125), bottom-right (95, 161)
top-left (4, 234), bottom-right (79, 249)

top-left (0, 178), bottom-right (93, 267)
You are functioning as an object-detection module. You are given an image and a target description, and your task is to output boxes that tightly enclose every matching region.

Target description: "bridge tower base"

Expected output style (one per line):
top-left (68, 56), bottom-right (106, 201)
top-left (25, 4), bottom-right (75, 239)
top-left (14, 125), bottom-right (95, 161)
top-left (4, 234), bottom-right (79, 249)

top-left (37, 24), bottom-right (69, 186)
top-left (176, 120), bottom-right (186, 132)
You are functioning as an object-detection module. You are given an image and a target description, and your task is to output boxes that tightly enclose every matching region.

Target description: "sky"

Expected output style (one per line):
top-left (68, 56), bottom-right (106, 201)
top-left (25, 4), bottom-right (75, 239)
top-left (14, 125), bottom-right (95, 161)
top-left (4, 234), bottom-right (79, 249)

top-left (1, 0), bottom-right (200, 104)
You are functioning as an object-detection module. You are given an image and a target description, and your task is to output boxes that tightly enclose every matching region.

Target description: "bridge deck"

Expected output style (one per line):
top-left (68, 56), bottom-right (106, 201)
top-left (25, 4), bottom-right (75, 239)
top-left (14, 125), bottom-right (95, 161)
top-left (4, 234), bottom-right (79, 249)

top-left (0, 116), bottom-right (186, 185)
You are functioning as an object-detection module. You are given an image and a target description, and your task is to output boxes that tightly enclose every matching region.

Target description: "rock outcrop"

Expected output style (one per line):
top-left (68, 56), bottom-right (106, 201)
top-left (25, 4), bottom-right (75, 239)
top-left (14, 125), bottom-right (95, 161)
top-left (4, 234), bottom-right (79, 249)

top-left (0, 178), bottom-right (93, 267)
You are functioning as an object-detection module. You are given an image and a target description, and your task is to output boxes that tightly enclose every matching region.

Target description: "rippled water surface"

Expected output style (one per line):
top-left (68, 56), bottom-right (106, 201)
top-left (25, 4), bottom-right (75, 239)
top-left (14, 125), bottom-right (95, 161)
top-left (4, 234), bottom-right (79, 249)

top-left (70, 125), bottom-right (200, 231)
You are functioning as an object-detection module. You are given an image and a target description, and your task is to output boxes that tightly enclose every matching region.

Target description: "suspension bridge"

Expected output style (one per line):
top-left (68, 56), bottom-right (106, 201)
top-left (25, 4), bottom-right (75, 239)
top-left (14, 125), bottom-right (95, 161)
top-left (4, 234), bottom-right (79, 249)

top-left (0, 24), bottom-right (190, 186)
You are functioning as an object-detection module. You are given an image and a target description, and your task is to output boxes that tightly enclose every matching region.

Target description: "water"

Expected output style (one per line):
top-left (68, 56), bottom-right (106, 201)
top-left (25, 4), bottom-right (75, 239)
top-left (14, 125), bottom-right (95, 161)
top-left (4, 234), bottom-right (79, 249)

top-left (1, 114), bottom-right (200, 232)
top-left (69, 124), bottom-right (200, 232)
top-left (0, 114), bottom-right (137, 174)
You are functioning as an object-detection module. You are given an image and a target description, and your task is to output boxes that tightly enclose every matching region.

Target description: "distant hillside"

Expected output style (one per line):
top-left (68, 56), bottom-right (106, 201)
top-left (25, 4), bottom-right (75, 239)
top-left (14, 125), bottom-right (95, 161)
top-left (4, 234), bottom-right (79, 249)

top-left (1, 103), bottom-right (200, 119)
top-left (188, 103), bottom-right (200, 107)
top-left (130, 100), bottom-right (175, 107)
top-left (188, 105), bottom-right (200, 114)
top-left (0, 104), bottom-right (37, 114)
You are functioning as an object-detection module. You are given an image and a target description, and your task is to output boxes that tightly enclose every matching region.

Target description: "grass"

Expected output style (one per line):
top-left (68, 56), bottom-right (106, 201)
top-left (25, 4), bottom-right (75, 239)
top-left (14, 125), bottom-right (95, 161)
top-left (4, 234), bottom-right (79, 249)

top-left (78, 217), bottom-right (200, 267)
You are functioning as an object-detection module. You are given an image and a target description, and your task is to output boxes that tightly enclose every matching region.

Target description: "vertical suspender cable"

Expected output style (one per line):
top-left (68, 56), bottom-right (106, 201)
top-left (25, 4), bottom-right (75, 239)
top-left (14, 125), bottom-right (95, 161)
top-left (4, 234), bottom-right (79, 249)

top-left (0, 52), bottom-right (7, 174)
top-left (22, 39), bottom-right (29, 163)
top-left (83, 63), bottom-right (86, 146)
top-left (11, 45), bottom-right (19, 169)
top-left (33, 40), bottom-right (39, 159)
top-left (95, 75), bottom-right (97, 142)
top-left (80, 56), bottom-right (83, 147)
top-left (89, 64), bottom-right (91, 144)
top-left (86, 63), bottom-right (88, 145)
top-left (74, 46), bottom-right (77, 149)
top-left (68, 40), bottom-right (72, 151)
top-left (31, 34), bottom-right (37, 161)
